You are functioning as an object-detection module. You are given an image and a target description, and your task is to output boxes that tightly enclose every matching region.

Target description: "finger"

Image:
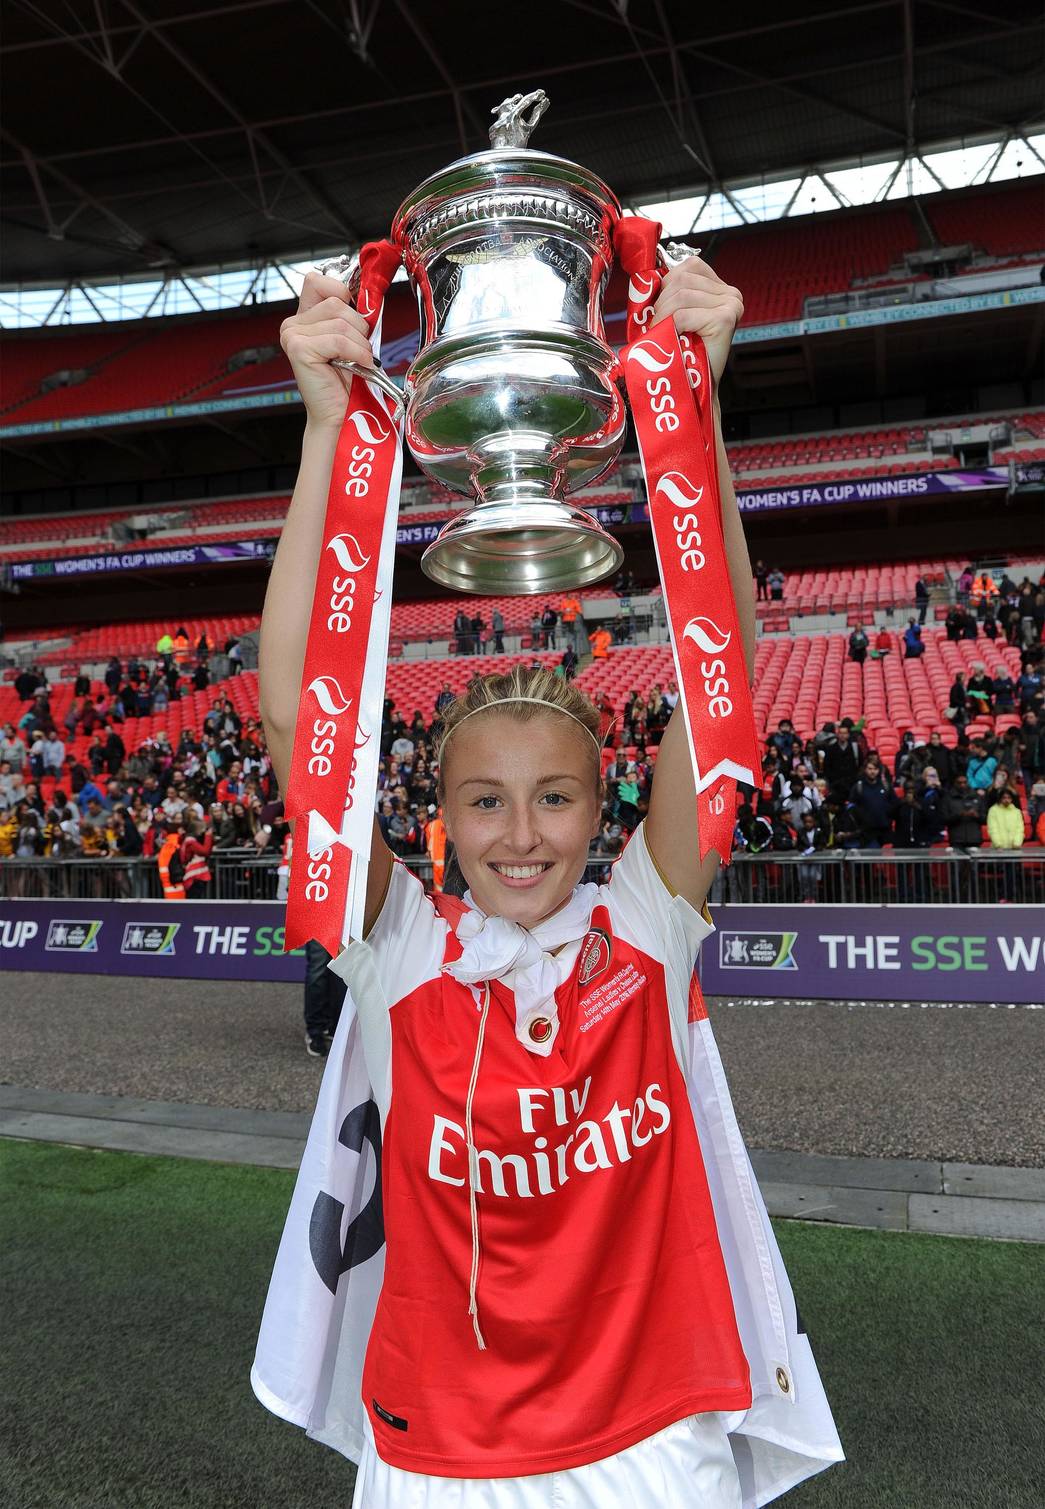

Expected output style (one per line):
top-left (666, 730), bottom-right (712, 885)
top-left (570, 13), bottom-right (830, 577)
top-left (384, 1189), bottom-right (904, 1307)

top-left (662, 253), bottom-right (716, 284)
top-left (655, 287), bottom-right (723, 313)
top-left (664, 262), bottom-right (733, 297)
top-left (669, 308), bottom-right (741, 336)
top-left (284, 298), bottom-right (370, 336)
top-left (298, 269), bottom-right (354, 315)
top-left (660, 276), bottom-right (743, 307)
top-left (282, 328), bottom-right (374, 368)
top-left (663, 258), bottom-right (739, 300)
top-left (653, 289), bottom-right (742, 324)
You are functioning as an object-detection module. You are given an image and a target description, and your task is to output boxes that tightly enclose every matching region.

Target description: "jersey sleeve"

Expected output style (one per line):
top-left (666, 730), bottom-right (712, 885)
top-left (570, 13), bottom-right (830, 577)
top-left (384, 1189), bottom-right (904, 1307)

top-left (603, 820), bottom-right (715, 1067)
top-left (327, 858), bottom-right (446, 1122)
top-left (360, 857), bottom-right (446, 994)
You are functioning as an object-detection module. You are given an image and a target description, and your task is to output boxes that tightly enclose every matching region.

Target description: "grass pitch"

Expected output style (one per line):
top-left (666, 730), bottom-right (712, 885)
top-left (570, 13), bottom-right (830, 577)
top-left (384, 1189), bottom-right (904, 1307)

top-left (1, 1139), bottom-right (1040, 1507)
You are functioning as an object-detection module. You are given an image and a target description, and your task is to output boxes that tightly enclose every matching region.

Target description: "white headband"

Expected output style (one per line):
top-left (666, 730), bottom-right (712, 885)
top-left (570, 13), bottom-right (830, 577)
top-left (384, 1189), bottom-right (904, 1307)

top-left (438, 697), bottom-right (603, 763)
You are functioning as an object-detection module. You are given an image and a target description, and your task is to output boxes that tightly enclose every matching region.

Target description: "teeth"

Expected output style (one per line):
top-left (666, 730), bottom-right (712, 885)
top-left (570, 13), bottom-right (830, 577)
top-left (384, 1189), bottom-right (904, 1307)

top-left (492, 863), bottom-right (549, 878)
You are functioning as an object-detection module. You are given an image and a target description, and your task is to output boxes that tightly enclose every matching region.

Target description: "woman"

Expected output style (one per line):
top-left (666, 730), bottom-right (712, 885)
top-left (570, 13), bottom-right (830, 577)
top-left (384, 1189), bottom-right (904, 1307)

top-left (948, 671), bottom-right (967, 727)
top-left (253, 253), bottom-right (841, 1505)
top-left (16, 805), bottom-right (44, 858)
top-left (984, 768), bottom-right (1021, 814)
top-left (215, 800), bottom-right (254, 848)
top-left (893, 729), bottom-right (918, 782)
top-left (179, 816), bottom-right (214, 897)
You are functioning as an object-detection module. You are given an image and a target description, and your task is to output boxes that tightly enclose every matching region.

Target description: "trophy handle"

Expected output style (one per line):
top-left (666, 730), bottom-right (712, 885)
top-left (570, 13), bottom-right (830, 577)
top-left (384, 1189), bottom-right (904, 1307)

top-left (316, 253), bottom-right (407, 417)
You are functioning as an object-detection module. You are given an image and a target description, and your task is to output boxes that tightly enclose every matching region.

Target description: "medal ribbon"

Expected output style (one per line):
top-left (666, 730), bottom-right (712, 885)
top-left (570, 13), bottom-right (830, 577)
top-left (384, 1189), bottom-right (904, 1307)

top-left (283, 239), bottom-right (404, 954)
top-left (615, 217), bottom-right (760, 864)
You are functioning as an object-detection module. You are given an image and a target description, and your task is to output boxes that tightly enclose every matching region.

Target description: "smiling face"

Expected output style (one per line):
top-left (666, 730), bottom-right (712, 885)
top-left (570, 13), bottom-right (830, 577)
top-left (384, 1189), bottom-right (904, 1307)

top-left (442, 711), bottom-right (601, 929)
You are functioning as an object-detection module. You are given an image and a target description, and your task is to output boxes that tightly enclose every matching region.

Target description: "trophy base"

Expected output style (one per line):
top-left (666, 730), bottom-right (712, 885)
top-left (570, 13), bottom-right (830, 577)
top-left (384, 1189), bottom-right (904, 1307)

top-left (420, 500), bottom-right (624, 596)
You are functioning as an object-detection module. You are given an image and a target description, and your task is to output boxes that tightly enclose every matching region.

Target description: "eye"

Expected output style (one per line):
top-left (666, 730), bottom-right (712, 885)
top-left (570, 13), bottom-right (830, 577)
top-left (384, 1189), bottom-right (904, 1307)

top-left (540, 791), bottom-right (570, 807)
top-left (473, 794), bottom-right (502, 810)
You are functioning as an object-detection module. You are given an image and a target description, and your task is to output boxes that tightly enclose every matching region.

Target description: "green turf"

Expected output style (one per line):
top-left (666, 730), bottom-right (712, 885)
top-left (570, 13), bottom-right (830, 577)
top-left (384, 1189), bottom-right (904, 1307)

top-left (1, 1140), bottom-right (1041, 1508)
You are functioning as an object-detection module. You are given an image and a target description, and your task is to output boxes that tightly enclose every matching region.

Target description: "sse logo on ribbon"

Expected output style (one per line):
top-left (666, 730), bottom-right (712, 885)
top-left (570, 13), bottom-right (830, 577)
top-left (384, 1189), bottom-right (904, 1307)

top-left (344, 408), bottom-right (392, 447)
top-left (307, 675), bottom-right (353, 721)
top-left (284, 381), bottom-right (398, 832)
top-left (622, 309), bottom-right (760, 862)
top-left (327, 531), bottom-right (371, 574)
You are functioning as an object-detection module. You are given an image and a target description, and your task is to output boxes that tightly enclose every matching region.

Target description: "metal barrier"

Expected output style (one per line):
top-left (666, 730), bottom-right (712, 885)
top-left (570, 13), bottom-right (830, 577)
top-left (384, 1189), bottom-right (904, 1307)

top-left (0, 849), bottom-right (281, 902)
top-left (2, 847), bottom-right (1042, 905)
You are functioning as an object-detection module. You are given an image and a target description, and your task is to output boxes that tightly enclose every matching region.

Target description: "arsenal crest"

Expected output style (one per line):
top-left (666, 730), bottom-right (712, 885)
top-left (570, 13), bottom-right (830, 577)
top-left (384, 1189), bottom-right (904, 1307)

top-left (578, 928), bottom-right (611, 987)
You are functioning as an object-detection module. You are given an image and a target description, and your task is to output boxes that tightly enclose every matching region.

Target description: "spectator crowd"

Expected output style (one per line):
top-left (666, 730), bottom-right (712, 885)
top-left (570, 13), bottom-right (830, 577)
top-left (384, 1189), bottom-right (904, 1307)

top-left (2, 569), bottom-right (1043, 904)
top-left (735, 644), bottom-right (1045, 902)
top-left (1, 629), bottom-right (278, 897)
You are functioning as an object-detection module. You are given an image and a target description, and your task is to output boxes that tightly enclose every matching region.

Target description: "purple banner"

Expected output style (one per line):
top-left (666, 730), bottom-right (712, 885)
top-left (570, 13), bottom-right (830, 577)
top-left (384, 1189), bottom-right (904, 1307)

top-left (395, 501), bottom-right (639, 549)
top-left (1, 899), bottom-right (1041, 1001)
top-left (734, 467), bottom-right (1008, 514)
top-left (8, 539), bottom-right (276, 582)
top-left (699, 904), bottom-right (1043, 1004)
top-left (0, 900), bottom-right (305, 982)
top-left (5, 468), bottom-right (1015, 581)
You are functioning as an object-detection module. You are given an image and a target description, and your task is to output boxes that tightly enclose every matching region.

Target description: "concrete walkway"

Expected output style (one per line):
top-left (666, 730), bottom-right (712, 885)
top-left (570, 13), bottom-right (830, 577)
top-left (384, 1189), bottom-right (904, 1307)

top-left (2, 1083), bottom-right (1043, 1243)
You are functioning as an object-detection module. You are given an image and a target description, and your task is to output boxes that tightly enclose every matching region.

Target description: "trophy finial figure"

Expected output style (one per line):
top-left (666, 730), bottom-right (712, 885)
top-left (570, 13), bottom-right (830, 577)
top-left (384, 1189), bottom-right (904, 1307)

top-left (661, 240), bottom-right (703, 268)
top-left (489, 89), bottom-right (550, 148)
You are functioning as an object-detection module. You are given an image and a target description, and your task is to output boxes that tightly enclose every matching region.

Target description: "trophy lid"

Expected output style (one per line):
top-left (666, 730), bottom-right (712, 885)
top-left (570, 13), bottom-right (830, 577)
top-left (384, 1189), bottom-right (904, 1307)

top-left (392, 90), bottom-right (620, 250)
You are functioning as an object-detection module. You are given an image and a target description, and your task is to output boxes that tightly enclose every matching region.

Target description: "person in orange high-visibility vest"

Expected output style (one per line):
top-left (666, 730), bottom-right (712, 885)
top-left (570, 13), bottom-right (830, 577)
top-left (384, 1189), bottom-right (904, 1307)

top-left (560, 594), bottom-right (582, 652)
top-left (157, 826), bottom-right (186, 900)
top-left (426, 806), bottom-right (447, 891)
top-left (970, 573), bottom-right (998, 610)
top-left (589, 624), bottom-right (612, 659)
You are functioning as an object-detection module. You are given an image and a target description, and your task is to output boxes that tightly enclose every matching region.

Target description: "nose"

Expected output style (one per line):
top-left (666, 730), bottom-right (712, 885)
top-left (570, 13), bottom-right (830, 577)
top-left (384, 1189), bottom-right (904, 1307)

top-left (504, 801), bottom-right (543, 855)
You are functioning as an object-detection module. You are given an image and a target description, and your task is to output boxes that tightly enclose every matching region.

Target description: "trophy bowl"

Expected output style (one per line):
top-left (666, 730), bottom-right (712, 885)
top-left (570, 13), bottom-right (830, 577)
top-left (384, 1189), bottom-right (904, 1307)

top-left (328, 91), bottom-right (628, 596)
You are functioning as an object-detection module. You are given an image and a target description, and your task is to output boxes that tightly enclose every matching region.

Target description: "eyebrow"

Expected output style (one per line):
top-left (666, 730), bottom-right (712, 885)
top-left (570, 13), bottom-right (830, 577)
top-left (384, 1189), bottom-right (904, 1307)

top-left (456, 773), bottom-right (585, 789)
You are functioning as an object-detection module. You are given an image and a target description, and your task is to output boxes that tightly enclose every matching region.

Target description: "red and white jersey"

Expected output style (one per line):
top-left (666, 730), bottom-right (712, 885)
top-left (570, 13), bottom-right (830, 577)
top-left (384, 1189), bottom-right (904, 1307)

top-left (251, 821), bottom-right (845, 1504)
top-left (343, 822), bottom-right (751, 1476)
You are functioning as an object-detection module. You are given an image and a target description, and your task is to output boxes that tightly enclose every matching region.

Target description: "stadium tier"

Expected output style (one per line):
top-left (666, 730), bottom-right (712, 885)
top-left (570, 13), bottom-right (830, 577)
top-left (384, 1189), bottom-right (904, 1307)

top-left (0, 554), bottom-right (1000, 671)
top-left (708, 203), bottom-right (921, 323)
top-left (2, 411), bottom-right (1042, 565)
top-left (1, 630), bottom-right (1034, 842)
top-left (2, 181), bottom-right (1041, 427)
top-left (924, 180), bottom-right (1045, 257)
top-left (0, 308), bottom-right (283, 423)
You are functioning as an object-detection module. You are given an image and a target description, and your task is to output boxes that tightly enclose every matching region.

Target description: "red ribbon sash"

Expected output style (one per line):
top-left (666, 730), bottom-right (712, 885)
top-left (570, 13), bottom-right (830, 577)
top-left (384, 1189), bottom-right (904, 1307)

top-left (284, 819), bottom-right (354, 956)
top-left (282, 240), bottom-right (402, 953)
top-left (616, 218), bottom-right (760, 864)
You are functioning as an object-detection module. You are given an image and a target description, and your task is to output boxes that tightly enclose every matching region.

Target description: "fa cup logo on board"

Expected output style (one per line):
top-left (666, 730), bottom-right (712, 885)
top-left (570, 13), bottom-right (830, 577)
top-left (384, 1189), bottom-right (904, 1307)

top-left (307, 675), bottom-right (353, 717)
top-left (326, 532), bottom-right (372, 574)
top-left (345, 409), bottom-right (391, 446)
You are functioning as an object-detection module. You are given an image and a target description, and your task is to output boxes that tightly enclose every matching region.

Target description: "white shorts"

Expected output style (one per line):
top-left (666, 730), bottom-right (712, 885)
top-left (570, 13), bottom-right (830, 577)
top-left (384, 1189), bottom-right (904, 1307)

top-left (350, 1410), bottom-right (743, 1509)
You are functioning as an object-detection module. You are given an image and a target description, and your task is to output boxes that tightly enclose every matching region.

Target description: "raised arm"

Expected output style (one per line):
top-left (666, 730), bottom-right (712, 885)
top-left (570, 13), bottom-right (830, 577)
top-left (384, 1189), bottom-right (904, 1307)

top-left (643, 257), bottom-right (753, 909)
top-left (258, 270), bottom-right (392, 937)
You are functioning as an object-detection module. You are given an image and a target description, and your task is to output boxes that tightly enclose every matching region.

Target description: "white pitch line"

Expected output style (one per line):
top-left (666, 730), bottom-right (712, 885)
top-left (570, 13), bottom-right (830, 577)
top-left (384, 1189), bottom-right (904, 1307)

top-left (714, 997), bottom-right (1043, 1011)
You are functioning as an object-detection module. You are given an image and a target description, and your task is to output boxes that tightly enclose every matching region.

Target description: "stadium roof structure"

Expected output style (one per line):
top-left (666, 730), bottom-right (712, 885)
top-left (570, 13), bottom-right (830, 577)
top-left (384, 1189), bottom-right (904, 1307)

top-left (2, 0), bottom-right (1043, 290)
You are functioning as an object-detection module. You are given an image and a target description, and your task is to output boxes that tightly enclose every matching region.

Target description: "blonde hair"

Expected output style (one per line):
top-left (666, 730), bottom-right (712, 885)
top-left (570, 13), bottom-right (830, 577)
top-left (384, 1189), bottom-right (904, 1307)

top-left (436, 665), bottom-right (604, 799)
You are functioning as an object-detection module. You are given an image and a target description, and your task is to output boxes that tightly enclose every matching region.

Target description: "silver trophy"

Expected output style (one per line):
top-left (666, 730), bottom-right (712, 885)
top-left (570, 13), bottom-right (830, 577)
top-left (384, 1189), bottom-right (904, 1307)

top-left (324, 90), bottom-right (629, 595)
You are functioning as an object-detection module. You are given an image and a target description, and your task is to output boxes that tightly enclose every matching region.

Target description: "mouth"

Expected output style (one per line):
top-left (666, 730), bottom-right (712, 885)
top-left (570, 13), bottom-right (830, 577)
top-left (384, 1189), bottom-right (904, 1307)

top-left (487, 860), bottom-right (554, 889)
